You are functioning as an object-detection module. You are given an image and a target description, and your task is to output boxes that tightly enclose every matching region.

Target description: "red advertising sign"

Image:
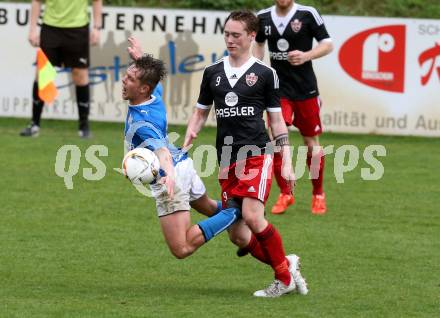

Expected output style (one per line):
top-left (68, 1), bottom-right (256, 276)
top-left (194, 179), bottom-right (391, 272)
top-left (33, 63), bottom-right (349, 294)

top-left (339, 25), bottom-right (406, 93)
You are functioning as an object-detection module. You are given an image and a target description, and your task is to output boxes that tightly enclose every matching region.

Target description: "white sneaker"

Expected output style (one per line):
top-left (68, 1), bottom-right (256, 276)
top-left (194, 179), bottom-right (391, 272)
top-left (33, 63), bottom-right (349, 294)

top-left (286, 254), bottom-right (309, 295)
top-left (253, 276), bottom-right (296, 298)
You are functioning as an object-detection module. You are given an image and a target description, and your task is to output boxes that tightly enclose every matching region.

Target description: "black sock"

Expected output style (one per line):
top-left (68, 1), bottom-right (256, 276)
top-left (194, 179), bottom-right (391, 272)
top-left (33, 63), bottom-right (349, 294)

top-left (76, 84), bottom-right (90, 130)
top-left (32, 81), bottom-right (44, 126)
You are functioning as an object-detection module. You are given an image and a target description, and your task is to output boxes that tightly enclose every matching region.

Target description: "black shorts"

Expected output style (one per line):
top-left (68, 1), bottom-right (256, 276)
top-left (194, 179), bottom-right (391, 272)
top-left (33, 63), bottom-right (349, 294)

top-left (40, 23), bottom-right (89, 68)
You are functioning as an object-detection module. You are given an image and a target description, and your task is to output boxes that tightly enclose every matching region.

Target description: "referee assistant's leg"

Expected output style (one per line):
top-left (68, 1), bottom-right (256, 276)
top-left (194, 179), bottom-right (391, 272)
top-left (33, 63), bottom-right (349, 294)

top-left (72, 68), bottom-right (90, 138)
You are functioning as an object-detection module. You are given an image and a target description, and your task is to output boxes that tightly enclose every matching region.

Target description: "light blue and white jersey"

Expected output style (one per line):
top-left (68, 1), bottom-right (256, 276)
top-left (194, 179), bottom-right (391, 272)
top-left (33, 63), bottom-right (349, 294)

top-left (124, 84), bottom-right (187, 166)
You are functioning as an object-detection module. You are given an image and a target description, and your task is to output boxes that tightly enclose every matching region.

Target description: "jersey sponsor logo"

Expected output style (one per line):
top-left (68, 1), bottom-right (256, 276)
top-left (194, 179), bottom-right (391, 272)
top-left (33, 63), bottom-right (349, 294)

top-left (216, 106), bottom-right (255, 118)
top-left (140, 110), bottom-right (149, 115)
top-left (277, 38), bottom-right (289, 52)
top-left (225, 92), bottom-right (238, 106)
top-left (230, 74), bottom-right (238, 79)
top-left (269, 51), bottom-right (289, 60)
top-left (290, 19), bottom-right (302, 33)
top-left (246, 73), bottom-right (258, 86)
top-left (339, 25), bottom-right (406, 93)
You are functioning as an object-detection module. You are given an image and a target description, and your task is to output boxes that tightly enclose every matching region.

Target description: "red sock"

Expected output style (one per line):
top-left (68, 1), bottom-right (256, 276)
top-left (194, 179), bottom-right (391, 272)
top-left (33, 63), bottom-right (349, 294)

top-left (273, 152), bottom-right (292, 195)
top-left (255, 224), bottom-right (290, 285)
top-left (307, 149), bottom-right (325, 195)
top-left (244, 234), bottom-right (271, 265)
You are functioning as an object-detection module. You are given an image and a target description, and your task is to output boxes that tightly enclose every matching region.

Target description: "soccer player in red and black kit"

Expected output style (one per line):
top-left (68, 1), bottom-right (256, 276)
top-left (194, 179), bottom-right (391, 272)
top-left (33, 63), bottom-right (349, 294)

top-left (254, 0), bottom-right (333, 214)
top-left (184, 10), bottom-right (308, 297)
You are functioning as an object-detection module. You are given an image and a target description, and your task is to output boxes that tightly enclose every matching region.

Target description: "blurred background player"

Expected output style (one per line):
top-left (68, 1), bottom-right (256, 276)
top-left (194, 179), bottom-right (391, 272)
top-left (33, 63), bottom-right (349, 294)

top-left (20, 0), bottom-right (102, 138)
top-left (254, 0), bottom-right (333, 214)
top-left (124, 42), bottom-right (241, 259)
top-left (184, 10), bottom-right (308, 297)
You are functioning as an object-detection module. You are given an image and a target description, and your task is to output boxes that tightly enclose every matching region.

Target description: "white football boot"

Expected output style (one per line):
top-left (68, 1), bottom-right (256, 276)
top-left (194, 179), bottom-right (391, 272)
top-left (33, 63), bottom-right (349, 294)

top-left (286, 254), bottom-right (309, 295)
top-left (253, 275), bottom-right (296, 298)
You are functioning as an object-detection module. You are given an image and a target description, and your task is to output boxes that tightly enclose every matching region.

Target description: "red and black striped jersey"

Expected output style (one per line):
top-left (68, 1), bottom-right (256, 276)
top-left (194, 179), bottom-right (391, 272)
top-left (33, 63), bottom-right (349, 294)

top-left (256, 3), bottom-right (331, 100)
top-left (197, 56), bottom-right (281, 165)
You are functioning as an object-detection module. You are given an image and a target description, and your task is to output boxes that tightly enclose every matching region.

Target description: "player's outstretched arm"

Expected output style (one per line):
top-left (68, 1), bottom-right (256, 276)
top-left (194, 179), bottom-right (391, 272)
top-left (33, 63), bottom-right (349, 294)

top-left (154, 147), bottom-right (175, 199)
top-left (127, 37), bottom-right (144, 61)
top-left (183, 107), bottom-right (210, 150)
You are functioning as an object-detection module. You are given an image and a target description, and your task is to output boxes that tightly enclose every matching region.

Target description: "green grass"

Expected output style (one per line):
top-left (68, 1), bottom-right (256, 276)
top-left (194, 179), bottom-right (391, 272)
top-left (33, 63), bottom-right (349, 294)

top-left (1, 117), bottom-right (439, 317)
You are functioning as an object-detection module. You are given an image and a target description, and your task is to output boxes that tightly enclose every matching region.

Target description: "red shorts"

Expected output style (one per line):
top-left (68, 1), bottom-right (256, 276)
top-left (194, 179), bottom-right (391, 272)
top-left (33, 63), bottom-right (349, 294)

top-left (219, 155), bottom-right (273, 208)
top-left (280, 96), bottom-right (323, 137)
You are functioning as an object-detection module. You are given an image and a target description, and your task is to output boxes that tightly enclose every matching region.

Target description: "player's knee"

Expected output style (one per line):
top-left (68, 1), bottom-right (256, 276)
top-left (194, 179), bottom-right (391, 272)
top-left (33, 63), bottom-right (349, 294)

top-left (228, 233), bottom-right (247, 248)
top-left (227, 229), bottom-right (248, 248)
top-left (304, 138), bottom-right (320, 152)
top-left (170, 245), bottom-right (193, 259)
top-left (72, 69), bottom-right (89, 86)
top-left (243, 216), bottom-right (264, 233)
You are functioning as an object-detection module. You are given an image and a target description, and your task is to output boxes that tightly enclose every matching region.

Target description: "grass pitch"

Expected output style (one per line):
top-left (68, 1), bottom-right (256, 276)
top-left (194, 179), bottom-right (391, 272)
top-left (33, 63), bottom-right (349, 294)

top-left (1, 117), bottom-right (439, 317)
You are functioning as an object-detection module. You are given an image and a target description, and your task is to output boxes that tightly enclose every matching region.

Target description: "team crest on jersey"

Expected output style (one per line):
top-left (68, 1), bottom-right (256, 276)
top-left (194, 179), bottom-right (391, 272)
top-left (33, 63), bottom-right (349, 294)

top-left (290, 19), bottom-right (302, 33)
top-left (225, 92), bottom-right (238, 106)
top-left (246, 73), bottom-right (258, 87)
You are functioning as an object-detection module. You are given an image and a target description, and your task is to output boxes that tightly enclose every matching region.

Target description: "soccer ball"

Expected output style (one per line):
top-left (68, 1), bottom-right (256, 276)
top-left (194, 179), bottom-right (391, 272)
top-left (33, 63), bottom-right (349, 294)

top-left (122, 148), bottom-right (160, 184)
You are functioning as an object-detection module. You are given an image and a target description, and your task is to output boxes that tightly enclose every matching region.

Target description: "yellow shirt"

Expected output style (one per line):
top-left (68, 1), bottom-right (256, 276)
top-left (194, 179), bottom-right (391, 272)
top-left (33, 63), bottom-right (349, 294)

top-left (43, 0), bottom-right (89, 28)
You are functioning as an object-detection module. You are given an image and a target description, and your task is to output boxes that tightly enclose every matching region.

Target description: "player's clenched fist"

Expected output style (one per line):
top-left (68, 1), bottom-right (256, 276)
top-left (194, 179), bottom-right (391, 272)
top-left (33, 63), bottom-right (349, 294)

top-left (287, 50), bottom-right (311, 66)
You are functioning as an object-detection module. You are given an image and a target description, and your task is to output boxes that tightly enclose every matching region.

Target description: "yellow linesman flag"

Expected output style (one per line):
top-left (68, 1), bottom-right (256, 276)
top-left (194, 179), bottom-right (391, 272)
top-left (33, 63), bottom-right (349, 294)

top-left (37, 48), bottom-right (58, 103)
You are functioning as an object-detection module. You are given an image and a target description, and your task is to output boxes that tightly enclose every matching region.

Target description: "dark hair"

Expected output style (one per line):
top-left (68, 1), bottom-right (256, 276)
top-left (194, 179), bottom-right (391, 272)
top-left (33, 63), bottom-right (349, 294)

top-left (224, 10), bottom-right (259, 34)
top-left (130, 54), bottom-right (167, 92)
